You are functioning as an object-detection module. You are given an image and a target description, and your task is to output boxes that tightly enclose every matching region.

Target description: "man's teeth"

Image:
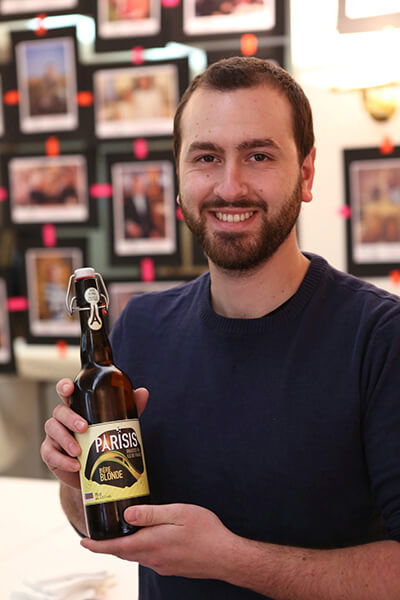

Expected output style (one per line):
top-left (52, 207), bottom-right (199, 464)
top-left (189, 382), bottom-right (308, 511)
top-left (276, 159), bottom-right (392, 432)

top-left (215, 211), bottom-right (254, 222)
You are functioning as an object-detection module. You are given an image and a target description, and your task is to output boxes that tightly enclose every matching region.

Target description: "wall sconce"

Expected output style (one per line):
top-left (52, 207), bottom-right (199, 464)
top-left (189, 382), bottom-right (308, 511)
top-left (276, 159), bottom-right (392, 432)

top-left (361, 83), bottom-right (400, 121)
top-left (291, 1), bottom-right (400, 123)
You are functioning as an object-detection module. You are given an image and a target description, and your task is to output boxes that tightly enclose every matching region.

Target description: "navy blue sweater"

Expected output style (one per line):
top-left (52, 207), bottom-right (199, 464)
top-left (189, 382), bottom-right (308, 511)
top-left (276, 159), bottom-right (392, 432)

top-left (110, 253), bottom-right (400, 599)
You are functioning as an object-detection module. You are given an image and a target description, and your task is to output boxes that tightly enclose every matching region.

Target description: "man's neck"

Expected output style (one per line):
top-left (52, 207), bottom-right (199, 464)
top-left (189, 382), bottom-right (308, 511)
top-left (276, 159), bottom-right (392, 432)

top-left (208, 243), bottom-right (310, 319)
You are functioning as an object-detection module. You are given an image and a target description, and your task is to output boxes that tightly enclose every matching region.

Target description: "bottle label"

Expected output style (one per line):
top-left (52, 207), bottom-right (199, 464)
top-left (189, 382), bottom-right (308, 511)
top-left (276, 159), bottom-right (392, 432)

top-left (76, 418), bottom-right (150, 506)
top-left (84, 287), bottom-right (102, 331)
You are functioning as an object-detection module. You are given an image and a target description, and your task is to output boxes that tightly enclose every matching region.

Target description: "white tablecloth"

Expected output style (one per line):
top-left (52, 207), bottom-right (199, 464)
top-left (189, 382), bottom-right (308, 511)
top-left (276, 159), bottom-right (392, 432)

top-left (0, 476), bottom-right (138, 599)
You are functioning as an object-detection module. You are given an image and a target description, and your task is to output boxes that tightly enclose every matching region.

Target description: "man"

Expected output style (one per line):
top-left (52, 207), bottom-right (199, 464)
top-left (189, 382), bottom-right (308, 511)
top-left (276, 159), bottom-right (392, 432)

top-left (41, 57), bottom-right (400, 599)
top-left (124, 174), bottom-right (157, 239)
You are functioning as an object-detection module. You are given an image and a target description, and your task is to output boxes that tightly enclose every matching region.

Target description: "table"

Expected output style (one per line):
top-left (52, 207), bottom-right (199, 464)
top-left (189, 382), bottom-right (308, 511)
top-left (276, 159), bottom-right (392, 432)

top-left (0, 476), bottom-right (138, 599)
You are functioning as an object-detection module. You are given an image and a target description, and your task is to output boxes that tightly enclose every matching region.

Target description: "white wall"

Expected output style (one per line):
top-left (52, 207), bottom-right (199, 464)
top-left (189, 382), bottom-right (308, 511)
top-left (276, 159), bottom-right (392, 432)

top-left (290, 0), bottom-right (400, 293)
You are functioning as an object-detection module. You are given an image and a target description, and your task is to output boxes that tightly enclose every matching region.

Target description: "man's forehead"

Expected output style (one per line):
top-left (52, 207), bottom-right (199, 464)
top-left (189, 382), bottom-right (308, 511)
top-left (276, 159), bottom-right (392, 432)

top-left (180, 84), bottom-right (293, 143)
top-left (182, 84), bottom-right (289, 121)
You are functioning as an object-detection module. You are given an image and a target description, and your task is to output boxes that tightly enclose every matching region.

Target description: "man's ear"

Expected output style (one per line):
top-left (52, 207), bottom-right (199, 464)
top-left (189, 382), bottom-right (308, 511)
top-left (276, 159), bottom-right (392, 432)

top-left (176, 194), bottom-right (181, 206)
top-left (301, 147), bottom-right (316, 204)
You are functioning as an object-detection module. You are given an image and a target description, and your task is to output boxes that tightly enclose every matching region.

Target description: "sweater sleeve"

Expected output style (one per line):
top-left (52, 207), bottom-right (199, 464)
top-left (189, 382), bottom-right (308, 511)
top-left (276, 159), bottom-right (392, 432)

top-left (362, 314), bottom-right (400, 542)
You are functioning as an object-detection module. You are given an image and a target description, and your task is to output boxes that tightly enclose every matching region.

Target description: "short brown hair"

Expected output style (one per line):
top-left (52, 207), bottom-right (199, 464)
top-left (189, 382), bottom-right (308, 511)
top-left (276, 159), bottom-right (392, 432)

top-left (173, 56), bottom-right (315, 165)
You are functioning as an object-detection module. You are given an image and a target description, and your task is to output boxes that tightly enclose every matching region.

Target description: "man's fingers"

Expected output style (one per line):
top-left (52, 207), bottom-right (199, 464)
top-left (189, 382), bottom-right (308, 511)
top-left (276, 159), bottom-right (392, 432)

top-left (52, 403), bottom-right (87, 434)
top-left (134, 387), bottom-right (149, 417)
top-left (56, 378), bottom-right (75, 404)
top-left (45, 414), bottom-right (82, 456)
top-left (124, 504), bottom-right (184, 527)
top-left (40, 435), bottom-right (81, 473)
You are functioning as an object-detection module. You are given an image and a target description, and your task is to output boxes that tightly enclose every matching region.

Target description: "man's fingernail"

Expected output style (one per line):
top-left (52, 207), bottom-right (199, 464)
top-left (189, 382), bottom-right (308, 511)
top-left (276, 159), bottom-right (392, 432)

top-left (62, 384), bottom-right (70, 394)
top-left (126, 507), bottom-right (138, 521)
top-left (75, 420), bottom-right (86, 432)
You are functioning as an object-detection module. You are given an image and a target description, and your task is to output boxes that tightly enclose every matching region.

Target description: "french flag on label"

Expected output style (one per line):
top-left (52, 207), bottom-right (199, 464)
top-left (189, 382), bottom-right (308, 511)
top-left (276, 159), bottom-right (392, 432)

top-left (84, 492), bottom-right (94, 501)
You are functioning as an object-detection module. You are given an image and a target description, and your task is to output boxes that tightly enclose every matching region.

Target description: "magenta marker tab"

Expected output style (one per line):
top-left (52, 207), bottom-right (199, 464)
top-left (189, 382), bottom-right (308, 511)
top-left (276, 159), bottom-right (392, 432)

top-left (7, 297), bottom-right (29, 312)
top-left (133, 138), bottom-right (148, 160)
top-left (141, 258), bottom-right (155, 282)
top-left (42, 223), bottom-right (57, 247)
top-left (90, 183), bottom-right (113, 198)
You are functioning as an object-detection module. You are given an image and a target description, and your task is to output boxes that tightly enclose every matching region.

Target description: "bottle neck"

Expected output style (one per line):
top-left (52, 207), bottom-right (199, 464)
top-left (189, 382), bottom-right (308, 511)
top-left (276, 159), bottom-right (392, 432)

top-left (75, 276), bottom-right (113, 366)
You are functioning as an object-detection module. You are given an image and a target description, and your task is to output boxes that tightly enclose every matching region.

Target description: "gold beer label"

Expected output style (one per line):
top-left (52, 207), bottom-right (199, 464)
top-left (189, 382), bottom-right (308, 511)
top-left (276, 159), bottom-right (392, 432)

top-left (76, 418), bottom-right (150, 506)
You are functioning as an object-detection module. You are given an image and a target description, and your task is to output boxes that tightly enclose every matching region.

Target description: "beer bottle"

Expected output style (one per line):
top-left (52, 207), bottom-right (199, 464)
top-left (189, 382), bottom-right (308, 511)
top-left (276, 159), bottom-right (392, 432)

top-left (66, 267), bottom-right (150, 540)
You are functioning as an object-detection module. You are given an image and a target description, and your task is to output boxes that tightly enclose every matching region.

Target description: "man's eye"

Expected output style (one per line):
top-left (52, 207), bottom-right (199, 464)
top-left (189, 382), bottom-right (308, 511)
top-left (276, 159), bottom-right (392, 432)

top-left (199, 155), bottom-right (215, 163)
top-left (252, 153), bottom-right (268, 162)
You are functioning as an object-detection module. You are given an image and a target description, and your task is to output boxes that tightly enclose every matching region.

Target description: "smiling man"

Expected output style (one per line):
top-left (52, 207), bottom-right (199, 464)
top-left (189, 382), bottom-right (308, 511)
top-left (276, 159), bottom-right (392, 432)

top-left (41, 57), bottom-right (400, 600)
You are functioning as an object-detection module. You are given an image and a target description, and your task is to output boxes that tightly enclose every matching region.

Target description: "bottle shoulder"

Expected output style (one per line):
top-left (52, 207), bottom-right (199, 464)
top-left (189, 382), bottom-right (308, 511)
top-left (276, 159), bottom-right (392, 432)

top-left (74, 362), bottom-right (133, 390)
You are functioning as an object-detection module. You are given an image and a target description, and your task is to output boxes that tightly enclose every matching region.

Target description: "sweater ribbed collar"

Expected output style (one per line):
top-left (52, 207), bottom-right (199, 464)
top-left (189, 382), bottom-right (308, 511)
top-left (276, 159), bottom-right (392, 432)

top-left (198, 253), bottom-right (328, 336)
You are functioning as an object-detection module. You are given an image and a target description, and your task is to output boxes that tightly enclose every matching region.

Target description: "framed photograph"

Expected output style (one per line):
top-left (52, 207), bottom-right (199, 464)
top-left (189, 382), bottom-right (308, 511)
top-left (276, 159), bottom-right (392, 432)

top-left (16, 36), bottom-right (78, 134)
top-left (107, 152), bottom-right (178, 263)
top-left (337, 0), bottom-right (400, 33)
top-left (168, 0), bottom-right (283, 44)
top-left (0, 0), bottom-right (88, 19)
top-left (89, 0), bottom-right (167, 52)
top-left (8, 28), bottom-right (89, 141)
top-left (0, 272), bottom-right (15, 373)
top-left (344, 146), bottom-right (400, 277)
top-left (92, 58), bottom-right (188, 139)
top-left (21, 240), bottom-right (86, 344)
top-left (107, 279), bottom-right (185, 329)
top-left (3, 152), bottom-right (96, 227)
top-left (185, 0), bottom-right (275, 35)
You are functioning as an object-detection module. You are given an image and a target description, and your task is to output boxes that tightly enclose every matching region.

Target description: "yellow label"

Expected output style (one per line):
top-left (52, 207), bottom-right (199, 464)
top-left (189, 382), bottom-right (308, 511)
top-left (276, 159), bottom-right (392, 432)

top-left (76, 418), bottom-right (150, 506)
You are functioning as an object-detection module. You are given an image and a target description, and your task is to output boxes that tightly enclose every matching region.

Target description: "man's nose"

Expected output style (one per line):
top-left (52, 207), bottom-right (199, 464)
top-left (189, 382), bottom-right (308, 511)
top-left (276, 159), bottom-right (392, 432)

top-left (213, 163), bottom-right (248, 202)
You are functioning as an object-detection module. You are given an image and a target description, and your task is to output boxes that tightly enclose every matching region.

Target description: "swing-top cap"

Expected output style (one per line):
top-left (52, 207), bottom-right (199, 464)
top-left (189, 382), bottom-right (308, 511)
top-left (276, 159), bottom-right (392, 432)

top-left (66, 268), bottom-right (109, 315)
top-left (74, 267), bottom-right (95, 278)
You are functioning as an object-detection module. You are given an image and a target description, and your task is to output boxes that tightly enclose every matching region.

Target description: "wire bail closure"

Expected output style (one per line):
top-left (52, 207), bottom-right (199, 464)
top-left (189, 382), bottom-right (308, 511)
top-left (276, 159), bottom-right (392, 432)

top-left (65, 271), bottom-right (110, 316)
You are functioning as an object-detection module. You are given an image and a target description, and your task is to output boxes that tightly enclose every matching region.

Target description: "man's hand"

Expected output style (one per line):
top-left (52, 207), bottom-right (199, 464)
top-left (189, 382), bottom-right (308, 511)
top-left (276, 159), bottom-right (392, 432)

top-left (40, 378), bottom-right (86, 489)
top-left (81, 503), bottom-right (236, 580)
top-left (40, 378), bottom-right (149, 489)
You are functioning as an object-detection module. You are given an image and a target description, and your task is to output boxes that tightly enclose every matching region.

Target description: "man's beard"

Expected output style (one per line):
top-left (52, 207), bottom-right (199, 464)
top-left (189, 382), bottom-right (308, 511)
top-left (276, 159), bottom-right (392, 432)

top-left (179, 175), bottom-right (303, 272)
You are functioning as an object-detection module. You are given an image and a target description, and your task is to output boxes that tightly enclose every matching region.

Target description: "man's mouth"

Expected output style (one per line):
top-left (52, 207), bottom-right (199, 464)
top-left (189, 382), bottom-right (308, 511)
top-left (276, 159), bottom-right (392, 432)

top-left (214, 211), bottom-right (255, 223)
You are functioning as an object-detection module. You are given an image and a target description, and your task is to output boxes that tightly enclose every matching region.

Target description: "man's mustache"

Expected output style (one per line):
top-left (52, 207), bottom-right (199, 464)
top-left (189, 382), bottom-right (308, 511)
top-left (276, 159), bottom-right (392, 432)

top-left (200, 198), bottom-right (268, 212)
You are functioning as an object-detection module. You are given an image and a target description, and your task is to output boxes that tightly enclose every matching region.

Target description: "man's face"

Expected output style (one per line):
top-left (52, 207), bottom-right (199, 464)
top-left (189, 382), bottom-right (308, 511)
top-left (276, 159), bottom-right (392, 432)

top-left (177, 84), bottom-right (314, 272)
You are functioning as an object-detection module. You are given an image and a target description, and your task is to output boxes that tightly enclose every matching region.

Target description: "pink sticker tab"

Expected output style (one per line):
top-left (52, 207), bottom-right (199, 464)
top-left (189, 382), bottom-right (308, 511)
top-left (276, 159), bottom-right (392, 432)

top-left (0, 187), bottom-right (8, 202)
top-left (7, 297), bottom-right (29, 312)
top-left (162, 0), bottom-right (180, 6)
top-left (42, 223), bottom-right (57, 247)
top-left (141, 257), bottom-right (155, 282)
top-left (337, 206), bottom-right (351, 219)
top-left (132, 46), bottom-right (144, 65)
top-left (133, 138), bottom-right (148, 160)
top-left (176, 206), bottom-right (184, 221)
top-left (56, 339), bottom-right (68, 358)
top-left (90, 183), bottom-right (113, 198)
top-left (390, 270), bottom-right (400, 286)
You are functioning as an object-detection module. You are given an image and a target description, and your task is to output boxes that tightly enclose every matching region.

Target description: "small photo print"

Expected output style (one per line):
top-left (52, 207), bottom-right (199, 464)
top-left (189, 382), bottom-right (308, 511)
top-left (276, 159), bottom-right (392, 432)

top-left (183, 0), bottom-right (275, 35)
top-left (94, 64), bottom-right (178, 138)
top-left (112, 160), bottom-right (176, 256)
top-left (0, 278), bottom-right (11, 366)
top-left (97, 0), bottom-right (161, 38)
top-left (16, 36), bottom-right (78, 134)
top-left (349, 157), bottom-right (400, 264)
top-left (25, 247), bottom-right (83, 337)
top-left (108, 280), bottom-right (184, 327)
top-left (0, 0), bottom-right (77, 13)
top-left (9, 155), bottom-right (88, 224)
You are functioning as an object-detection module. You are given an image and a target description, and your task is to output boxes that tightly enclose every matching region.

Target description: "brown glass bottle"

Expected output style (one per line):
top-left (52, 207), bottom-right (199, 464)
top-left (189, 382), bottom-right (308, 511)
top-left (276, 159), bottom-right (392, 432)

top-left (69, 267), bottom-right (150, 540)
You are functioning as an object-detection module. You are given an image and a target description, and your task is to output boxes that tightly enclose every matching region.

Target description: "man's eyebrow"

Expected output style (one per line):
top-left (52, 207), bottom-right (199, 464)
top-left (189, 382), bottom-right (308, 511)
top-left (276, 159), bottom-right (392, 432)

top-left (236, 138), bottom-right (280, 152)
top-left (185, 138), bottom-right (281, 155)
top-left (186, 141), bottom-right (225, 154)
